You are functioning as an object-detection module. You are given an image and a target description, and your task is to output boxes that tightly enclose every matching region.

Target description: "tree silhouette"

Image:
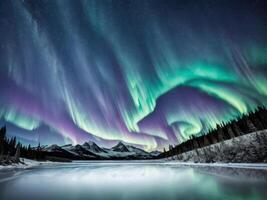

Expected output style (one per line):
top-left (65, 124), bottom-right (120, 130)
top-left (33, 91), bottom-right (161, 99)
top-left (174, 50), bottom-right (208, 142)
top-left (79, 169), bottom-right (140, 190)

top-left (160, 106), bottom-right (267, 159)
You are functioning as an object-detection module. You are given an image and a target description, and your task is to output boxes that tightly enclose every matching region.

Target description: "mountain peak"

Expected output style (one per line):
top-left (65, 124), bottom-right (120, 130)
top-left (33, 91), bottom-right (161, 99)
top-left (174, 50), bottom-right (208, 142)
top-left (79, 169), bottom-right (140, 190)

top-left (118, 141), bottom-right (124, 146)
top-left (45, 144), bottom-right (62, 152)
top-left (83, 141), bottom-right (96, 147)
top-left (82, 141), bottom-right (106, 153)
top-left (112, 142), bottom-right (129, 152)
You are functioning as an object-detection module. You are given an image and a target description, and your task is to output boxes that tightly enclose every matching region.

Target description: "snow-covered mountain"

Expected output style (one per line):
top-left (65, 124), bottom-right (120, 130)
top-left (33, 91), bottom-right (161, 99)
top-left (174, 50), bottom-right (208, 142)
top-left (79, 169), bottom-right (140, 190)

top-left (45, 144), bottom-right (63, 152)
top-left (44, 141), bottom-right (160, 160)
top-left (111, 142), bottom-right (130, 152)
top-left (82, 141), bottom-right (107, 153)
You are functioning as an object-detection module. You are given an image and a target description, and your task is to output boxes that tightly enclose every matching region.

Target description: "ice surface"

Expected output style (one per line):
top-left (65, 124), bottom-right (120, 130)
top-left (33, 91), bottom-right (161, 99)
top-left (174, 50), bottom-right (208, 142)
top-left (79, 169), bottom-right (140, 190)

top-left (0, 161), bottom-right (266, 200)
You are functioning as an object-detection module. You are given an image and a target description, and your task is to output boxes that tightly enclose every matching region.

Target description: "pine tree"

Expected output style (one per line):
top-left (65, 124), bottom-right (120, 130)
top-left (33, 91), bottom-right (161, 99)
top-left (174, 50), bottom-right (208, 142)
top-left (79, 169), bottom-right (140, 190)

top-left (14, 143), bottom-right (21, 163)
top-left (216, 124), bottom-right (224, 141)
top-left (246, 118), bottom-right (257, 132)
top-left (226, 125), bottom-right (235, 139)
top-left (0, 126), bottom-right (6, 161)
top-left (232, 121), bottom-right (242, 136)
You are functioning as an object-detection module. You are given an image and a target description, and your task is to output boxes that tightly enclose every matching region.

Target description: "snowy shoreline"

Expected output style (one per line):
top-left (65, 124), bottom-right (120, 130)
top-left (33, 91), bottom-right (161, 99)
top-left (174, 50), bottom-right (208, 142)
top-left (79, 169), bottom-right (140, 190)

top-left (1, 159), bottom-right (267, 172)
top-left (164, 161), bottom-right (267, 170)
top-left (0, 158), bottom-right (55, 170)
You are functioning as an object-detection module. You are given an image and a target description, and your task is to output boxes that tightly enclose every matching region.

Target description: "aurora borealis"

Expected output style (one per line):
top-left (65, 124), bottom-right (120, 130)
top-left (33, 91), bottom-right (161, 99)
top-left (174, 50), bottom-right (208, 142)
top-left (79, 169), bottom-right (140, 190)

top-left (0, 0), bottom-right (267, 151)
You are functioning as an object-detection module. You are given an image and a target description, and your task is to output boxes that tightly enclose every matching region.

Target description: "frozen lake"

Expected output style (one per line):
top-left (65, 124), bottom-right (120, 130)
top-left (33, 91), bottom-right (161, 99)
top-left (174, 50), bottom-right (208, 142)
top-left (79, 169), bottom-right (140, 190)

top-left (0, 161), bottom-right (267, 200)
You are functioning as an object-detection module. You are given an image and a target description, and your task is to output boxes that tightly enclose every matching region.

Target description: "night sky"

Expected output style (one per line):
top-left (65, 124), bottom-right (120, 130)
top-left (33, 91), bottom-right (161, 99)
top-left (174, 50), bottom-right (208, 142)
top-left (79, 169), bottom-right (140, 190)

top-left (0, 0), bottom-right (267, 151)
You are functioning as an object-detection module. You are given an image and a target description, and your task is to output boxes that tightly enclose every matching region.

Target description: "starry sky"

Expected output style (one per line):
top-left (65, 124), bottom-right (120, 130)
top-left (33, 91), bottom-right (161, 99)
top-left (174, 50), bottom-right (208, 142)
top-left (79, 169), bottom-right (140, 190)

top-left (0, 0), bottom-right (267, 151)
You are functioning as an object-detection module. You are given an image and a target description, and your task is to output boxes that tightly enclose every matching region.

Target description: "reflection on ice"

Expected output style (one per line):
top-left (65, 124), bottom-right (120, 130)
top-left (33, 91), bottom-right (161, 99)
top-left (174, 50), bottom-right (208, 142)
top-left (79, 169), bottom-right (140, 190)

top-left (0, 161), bottom-right (266, 200)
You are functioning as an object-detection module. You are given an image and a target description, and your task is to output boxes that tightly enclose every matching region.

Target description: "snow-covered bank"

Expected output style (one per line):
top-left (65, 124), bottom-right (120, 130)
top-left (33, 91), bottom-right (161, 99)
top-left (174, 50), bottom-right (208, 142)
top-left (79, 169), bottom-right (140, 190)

top-left (165, 162), bottom-right (267, 181)
top-left (165, 162), bottom-right (267, 170)
top-left (164, 130), bottom-right (267, 163)
top-left (0, 159), bottom-right (53, 170)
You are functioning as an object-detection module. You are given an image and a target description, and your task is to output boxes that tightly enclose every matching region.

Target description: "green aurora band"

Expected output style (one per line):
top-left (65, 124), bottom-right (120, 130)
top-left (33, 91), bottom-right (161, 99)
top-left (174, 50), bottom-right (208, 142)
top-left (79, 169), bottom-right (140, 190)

top-left (0, 0), bottom-right (267, 150)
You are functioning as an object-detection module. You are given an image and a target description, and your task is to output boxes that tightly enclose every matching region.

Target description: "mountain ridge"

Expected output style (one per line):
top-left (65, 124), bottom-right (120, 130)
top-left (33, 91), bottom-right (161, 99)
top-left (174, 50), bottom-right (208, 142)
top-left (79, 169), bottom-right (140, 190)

top-left (43, 141), bottom-right (161, 160)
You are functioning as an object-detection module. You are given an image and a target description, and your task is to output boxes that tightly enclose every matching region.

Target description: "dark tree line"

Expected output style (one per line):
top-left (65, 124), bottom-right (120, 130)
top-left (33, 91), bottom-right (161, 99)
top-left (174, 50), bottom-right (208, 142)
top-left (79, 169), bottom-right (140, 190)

top-left (159, 106), bottom-right (267, 159)
top-left (0, 126), bottom-right (45, 165)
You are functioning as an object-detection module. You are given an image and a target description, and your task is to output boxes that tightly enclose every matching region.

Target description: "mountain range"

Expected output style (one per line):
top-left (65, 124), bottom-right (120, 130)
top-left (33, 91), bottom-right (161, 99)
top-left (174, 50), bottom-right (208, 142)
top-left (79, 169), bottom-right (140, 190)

top-left (43, 141), bottom-right (161, 160)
